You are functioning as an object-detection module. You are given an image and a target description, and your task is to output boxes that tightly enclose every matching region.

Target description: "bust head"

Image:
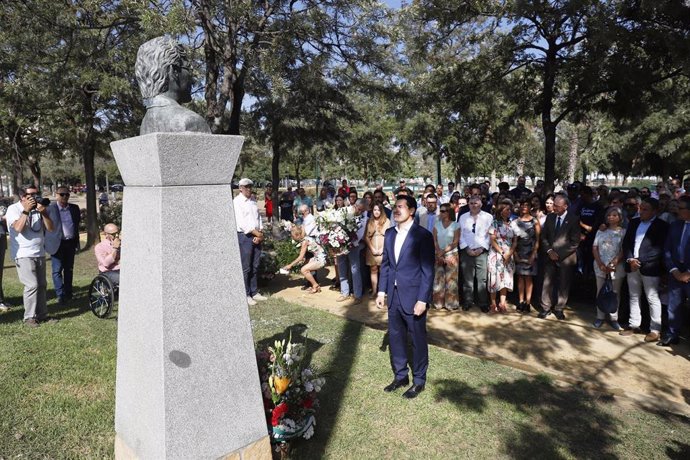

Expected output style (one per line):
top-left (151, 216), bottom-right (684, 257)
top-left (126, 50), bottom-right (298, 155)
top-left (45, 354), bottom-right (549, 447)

top-left (134, 36), bottom-right (210, 135)
top-left (136, 36), bottom-right (192, 106)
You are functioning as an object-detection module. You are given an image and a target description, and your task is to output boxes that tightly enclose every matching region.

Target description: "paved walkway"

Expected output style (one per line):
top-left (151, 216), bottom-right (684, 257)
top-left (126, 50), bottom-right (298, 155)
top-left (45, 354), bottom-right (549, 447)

top-left (269, 267), bottom-right (690, 416)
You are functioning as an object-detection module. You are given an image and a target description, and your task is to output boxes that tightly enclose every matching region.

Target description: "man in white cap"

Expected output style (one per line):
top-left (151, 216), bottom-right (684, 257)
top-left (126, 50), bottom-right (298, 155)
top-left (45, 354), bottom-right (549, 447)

top-left (233, 178), bottom-right (267, 306)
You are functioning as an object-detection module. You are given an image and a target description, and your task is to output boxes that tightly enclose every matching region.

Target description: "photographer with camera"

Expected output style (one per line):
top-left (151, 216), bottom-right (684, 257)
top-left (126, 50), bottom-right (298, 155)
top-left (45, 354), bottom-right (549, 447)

top-left (6, 186), bottom-right (55, 327)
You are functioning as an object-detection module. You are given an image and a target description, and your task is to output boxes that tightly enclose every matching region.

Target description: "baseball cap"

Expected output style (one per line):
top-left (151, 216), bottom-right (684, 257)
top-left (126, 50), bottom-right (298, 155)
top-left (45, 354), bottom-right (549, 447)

top-left (238, 178), bottom-right (253, 186)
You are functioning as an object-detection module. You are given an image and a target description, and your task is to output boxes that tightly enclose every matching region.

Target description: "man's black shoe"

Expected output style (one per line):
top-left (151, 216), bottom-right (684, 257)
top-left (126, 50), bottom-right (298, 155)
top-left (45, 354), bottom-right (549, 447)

top-left (538, 310), bottom-right (552, 319)
top-left (402, 384), bottom-right (425, 399)
top-left (461, 304), bottom-right (471, 311)
top-left (383, 377), bottom-right (409, 393)
top-left (553, 310), bottom-right (565, 320)
top-left (301, 285), bottom-right (311, 291)
top-left (480, 305), bottom-right (490, 313)
top-left (657, 335), bottom-right (680, 347)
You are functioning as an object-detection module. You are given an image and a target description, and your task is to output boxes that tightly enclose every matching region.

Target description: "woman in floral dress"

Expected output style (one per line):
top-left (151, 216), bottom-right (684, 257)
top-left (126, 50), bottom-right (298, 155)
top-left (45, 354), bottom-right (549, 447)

top-left (364, 202), bottom-right (390, 299)
top-left (281, 226), bottom-right (327, 294)
top-left (488, 200), bottom-right (518, 314)
top-left (592, 207), bottom-right (626, 330)
top-left (432, 203), bottom-right (461, 310)
top-left (511, 199), bottom-right (541, 312)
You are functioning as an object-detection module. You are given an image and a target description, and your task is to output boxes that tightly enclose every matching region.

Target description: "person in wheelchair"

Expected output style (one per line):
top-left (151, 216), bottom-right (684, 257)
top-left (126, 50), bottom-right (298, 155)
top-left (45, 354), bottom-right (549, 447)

top-left (95, 223), bottom-right (120, 285)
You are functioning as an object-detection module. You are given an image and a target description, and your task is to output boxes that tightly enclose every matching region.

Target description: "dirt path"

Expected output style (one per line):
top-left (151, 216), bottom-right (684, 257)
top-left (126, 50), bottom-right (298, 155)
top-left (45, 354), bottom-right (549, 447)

top-left (267, 267), bottom-right (690, 416)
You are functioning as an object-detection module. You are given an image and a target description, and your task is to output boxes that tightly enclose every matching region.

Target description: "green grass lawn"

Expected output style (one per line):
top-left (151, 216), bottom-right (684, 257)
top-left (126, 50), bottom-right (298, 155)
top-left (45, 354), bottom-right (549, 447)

top-left (1, 251), bottom-right (689, 459)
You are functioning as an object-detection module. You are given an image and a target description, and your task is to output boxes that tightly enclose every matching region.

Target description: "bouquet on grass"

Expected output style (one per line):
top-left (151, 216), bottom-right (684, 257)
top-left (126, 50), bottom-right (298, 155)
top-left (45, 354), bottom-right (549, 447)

top-left (315, 205), bottom-right (360, 257)
top-left (256, 333), bottom-right (326, 446)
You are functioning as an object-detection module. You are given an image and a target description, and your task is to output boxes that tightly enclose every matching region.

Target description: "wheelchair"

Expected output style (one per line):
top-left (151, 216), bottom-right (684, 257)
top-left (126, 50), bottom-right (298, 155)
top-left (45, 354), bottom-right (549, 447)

top-left (88, 273), bottom-right (119, 318)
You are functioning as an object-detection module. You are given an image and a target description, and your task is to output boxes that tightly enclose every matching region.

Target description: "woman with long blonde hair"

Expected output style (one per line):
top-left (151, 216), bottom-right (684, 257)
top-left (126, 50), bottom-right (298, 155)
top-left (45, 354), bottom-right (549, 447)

top-left (364, 202), bottom-right (390, 299)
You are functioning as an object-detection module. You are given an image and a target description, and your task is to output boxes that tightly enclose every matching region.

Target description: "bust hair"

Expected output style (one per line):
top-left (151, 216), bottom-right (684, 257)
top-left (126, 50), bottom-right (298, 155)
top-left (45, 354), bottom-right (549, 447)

top-left (135, 36), bottom-right (186, 102)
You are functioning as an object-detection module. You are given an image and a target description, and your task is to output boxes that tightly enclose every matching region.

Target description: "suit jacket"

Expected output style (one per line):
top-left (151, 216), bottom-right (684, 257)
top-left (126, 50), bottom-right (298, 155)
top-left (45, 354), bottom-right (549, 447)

top-left (540, 212), bottom-right (580, 266)
top-left (664, 219), bottom-right (690, 274)
top-left (414, 210), bottom-right (438, 232)
top-left (45, 202), bottom-right (81, 255)
top-left (379, 222), bottom-right (435, 314)
top-left (622, 217), bottom-right (668, 276)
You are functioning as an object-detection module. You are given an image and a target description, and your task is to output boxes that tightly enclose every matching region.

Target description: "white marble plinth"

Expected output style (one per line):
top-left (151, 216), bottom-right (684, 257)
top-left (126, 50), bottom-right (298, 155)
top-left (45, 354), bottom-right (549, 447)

top-left (110, 133), bottom-right (268, 459)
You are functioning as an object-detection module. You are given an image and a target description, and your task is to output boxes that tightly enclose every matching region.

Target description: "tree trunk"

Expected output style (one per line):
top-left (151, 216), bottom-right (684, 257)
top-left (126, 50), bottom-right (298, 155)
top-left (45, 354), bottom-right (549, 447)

top-left (79, 92), bottom-right (100, 250)
top-left (542, 47), bottom-right (558, 193)
top-left (27, 160), bottom-right (41, 190)
top-left (567, 128), bottom-right (579, 183)
top-left (271, 139), bottom-right (282, 225)
top-left (228, 78), bottom-right (245, 135)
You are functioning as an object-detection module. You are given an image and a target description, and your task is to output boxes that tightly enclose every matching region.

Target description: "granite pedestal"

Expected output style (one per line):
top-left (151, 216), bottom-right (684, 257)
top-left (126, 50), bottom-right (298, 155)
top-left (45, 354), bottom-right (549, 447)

top-left (110, 133), bottom-right (269, 459)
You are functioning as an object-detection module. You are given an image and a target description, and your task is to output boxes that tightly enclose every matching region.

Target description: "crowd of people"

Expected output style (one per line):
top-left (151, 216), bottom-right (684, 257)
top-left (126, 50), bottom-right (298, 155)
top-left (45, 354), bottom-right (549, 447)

top-left (239, 175), bottom-right (690, 351)
top-left (0, 185), bottom-right (120, 327)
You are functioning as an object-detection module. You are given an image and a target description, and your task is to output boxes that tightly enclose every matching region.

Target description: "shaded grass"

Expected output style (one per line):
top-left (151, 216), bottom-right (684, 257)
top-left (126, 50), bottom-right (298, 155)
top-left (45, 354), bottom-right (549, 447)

top-left (0, 251), bottom-right (688, 458)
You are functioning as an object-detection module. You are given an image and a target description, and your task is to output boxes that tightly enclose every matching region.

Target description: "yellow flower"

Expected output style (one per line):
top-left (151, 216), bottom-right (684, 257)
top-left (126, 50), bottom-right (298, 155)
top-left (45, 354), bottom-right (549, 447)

top-left (273, 376), bottom-right (291, 395)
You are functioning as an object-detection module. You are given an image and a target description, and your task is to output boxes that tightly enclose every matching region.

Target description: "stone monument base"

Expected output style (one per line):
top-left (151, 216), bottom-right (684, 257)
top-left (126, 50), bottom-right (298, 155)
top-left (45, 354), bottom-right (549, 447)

top-left (110, 133), bottom-right (270, 459)
top-left (115, 434), bottom-right (272, 460)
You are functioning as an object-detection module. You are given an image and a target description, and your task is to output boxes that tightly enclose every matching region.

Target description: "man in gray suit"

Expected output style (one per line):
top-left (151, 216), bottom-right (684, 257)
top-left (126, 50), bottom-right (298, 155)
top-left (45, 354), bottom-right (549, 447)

top-left (414, 193), bottom-right (438, 232)
top-left (539, 194), bottom-right (581, 320)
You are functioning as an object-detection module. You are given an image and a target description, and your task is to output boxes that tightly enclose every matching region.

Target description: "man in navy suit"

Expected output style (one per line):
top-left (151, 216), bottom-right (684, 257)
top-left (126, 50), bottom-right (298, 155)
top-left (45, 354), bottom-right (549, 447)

top-left (661, 195), bottom-right (690, 346)
top-left (376, 195), bottom-right (435, 399)
top-left (45, 186), bottom-right (81, 305)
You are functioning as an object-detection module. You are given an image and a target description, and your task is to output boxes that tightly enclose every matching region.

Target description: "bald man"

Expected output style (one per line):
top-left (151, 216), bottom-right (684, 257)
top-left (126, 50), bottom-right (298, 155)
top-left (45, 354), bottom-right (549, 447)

top-left (94, 223), bottom-right (121, 285)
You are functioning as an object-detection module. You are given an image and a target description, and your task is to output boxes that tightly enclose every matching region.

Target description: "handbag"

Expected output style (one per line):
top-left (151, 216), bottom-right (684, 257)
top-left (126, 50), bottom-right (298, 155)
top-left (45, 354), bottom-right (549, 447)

top-left (596, 274), bottom-right (618, 314)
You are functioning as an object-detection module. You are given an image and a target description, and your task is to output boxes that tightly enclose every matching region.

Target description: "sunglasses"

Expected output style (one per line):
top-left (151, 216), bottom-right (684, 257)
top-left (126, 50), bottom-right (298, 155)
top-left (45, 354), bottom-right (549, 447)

top-left (440, 209), bottom-right (448, 213)
top-left (58, 193), bottom-right (70, 197)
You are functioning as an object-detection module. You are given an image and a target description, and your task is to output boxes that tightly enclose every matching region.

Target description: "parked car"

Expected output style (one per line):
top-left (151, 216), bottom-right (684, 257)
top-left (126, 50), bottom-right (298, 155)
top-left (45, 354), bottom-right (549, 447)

top-left (110, 184), bottom-right (124, 192)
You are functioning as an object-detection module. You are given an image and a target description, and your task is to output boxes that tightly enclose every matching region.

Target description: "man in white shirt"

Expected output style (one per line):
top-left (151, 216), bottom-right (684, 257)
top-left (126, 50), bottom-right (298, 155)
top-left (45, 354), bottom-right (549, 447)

top-left (458, 196), bottom-right (493, 312)
top-left (233, 178), bottom-right (266, 306)
top-left (6, 186), bottom-right (55, 327)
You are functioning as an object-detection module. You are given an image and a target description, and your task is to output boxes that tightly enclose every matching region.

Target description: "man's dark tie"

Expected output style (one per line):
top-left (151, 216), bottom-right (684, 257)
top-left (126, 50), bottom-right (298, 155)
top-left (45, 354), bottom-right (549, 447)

top-left (555, 216), bottom-right (562, 232)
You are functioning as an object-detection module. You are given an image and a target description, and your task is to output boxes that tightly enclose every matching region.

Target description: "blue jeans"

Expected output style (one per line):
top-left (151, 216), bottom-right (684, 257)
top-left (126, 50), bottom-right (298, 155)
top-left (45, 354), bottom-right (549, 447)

top-left (238, 233), bottom-right (261, 297)
top-left (667, 276), bottom-right (690, 337)
top-left (51, 238), bottom-right (78, 300)
top-left (337, 244), bottom-right (363, 298)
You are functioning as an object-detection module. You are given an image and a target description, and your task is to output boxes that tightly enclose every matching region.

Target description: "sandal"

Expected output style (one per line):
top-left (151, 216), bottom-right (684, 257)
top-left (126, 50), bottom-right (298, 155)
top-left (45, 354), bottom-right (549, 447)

top-left (308, 285), bottom-right (321, 294)
top-left (489, 303), bottom-right (498, 315)
top-left (498, 303), bottom-right (508, 314)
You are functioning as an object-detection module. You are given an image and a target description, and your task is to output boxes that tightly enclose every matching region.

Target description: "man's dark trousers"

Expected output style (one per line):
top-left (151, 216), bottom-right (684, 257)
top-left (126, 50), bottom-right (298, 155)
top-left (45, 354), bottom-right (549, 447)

top-left (238, 232), bottom-right (261, 297)
top-left (388, 287), bottom-right (428, 386)
top-left (52, 238), bottom-right (78, 300)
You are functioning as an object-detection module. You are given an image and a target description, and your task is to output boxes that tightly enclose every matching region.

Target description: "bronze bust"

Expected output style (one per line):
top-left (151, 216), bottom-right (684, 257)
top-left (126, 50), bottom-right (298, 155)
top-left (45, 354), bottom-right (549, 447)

top-left (135, 36), bottom-right (211, 135)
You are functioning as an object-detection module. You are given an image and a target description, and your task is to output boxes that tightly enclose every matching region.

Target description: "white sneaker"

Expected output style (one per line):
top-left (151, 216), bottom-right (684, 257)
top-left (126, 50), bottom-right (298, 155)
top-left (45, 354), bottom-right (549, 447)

top-left (246, 296), bottom-right (257, 306)
top-left (252, 293), bottom-right (268, 301)
top-left (0, 304), bottom-right (8, 312)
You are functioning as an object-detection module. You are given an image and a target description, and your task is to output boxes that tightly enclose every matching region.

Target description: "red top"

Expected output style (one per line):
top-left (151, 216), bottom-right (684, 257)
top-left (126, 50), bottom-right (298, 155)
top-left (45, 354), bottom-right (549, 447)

top-left (264, 191), bottom-right (273, 217)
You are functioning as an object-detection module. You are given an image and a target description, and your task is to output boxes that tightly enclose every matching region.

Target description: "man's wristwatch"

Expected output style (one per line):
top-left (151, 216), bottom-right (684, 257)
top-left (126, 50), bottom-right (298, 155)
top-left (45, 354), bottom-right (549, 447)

top-left (22, 210), bottom-right (30, 215)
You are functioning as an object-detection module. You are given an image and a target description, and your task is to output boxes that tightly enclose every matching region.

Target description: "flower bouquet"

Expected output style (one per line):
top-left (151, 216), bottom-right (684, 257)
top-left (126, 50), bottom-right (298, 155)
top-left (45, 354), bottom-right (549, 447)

top-left (315, 205), bottom-right (359, 257)
top-left (256, 332), bottom-right (326, 453)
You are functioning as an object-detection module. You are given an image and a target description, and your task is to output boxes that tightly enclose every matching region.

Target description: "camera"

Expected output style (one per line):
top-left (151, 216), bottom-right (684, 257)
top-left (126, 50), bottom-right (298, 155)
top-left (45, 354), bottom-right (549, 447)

top-left (30, 194), bottom-right (51, 209)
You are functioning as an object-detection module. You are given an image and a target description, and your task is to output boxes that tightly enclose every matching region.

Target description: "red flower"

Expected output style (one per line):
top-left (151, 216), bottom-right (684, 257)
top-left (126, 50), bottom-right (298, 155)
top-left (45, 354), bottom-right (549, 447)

top-left (271, 402), bottom-right (289, 426)
top-left (302, 398), bottom-right (314, 409)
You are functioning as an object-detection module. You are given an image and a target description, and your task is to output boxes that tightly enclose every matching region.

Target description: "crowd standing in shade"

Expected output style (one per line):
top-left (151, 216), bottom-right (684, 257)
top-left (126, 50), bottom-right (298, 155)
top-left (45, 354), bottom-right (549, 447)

top-left (242, 174), bottom-right (690, 349)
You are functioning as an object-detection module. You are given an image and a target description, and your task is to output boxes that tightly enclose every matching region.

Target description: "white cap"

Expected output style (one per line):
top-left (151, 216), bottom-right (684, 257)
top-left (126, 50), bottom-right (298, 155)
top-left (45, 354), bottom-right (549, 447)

top-left (238, 178), bottom-right (253, 186)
